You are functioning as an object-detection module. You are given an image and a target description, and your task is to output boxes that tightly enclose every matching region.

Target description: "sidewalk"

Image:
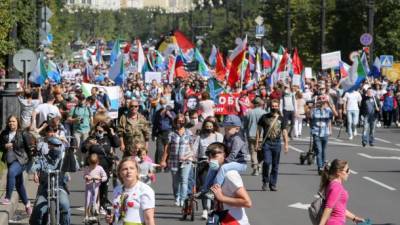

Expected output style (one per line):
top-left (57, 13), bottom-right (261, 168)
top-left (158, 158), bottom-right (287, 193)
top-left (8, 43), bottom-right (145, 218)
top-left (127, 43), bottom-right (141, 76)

top-left (0, 170), bottom-right (38, 225)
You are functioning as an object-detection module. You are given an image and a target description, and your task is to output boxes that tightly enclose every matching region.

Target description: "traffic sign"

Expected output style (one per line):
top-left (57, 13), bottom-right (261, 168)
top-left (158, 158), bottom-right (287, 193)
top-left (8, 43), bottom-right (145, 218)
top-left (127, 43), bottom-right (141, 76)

top-left (360, 33), bottom-right (373, 46)
top-left (41, 22), bottom-right (51, 33)
top-left (255, 16), bottom-right (264, 25)
top-left (255, 25), bottom-right (265, 39)
top-left (13, 49), bottom-right (37, 73)
top-left (41, 7), bottom-right (53, 21)
top-left (380, 55), bottom-right (393, 67)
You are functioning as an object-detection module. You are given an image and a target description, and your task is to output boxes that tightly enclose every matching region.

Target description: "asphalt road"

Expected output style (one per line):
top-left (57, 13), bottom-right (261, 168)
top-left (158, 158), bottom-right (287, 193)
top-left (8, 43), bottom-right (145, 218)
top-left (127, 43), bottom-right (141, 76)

top-left (12, 125), bottom-right (400, 225)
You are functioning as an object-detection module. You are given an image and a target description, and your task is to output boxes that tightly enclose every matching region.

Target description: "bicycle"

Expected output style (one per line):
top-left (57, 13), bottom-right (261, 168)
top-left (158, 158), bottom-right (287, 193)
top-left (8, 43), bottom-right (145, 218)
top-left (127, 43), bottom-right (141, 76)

top-left (181, 159), bottom-right (209, 221)
top-left (47, 170), bottom-right (60, 225)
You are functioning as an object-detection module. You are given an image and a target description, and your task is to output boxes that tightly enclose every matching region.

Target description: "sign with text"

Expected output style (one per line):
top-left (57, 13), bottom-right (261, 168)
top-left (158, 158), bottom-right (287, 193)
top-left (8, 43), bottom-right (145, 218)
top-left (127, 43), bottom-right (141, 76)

top-left (215, 93), bottom-right (240, 115)
top-left (321, 51), bottom-right (341, 70)
top-left (304, 67), bottom-right (312, 79)
top-left (144, 71), bottom-right (162, 84)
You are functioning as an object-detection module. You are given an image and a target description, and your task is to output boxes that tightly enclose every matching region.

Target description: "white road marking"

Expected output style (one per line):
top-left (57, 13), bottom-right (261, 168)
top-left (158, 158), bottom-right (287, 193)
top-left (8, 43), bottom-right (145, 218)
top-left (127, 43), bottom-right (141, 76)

top-left (330, 138), bottom-right (343, 142)
top-left (288, 202), bottom-right (310, 210)
top-left (363, 176), bottom-right (397, 191)
top-left (358, 153), bottom-right (400, 160)
top-left (289, 145), bottom-right (304, 153)
top-left (349, 169), bottom-right (358, 175)
top-left (294, 139), bottom-right (400, 152)
top-left (396, 144), bottom-right (400, 147)
top-left (375, 138), bottom-right (391, 144)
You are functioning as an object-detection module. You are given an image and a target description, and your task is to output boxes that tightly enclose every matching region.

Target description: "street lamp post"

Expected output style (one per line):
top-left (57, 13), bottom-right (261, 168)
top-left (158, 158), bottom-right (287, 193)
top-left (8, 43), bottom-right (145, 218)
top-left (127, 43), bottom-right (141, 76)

top-left (286, 0), bottom-right (292, 51)
top-left (320, 0), bottom-right (326, 54)
top-left (367, 0), bottom-right (374, 64)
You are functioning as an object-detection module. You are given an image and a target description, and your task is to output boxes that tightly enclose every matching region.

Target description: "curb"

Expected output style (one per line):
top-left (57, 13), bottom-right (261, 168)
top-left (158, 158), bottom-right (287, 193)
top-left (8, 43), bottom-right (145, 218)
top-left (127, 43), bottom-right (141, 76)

top-left (0, 170), bottom-right (28, 225)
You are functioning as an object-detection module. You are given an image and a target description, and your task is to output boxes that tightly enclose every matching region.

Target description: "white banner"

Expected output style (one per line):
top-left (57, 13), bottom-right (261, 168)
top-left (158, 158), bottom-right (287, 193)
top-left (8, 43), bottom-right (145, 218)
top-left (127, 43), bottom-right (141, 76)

top-left (81, 83), bottom-right (121, 119)
top-left (145, 72), bottom-right (162, 84)
top-left (305, 67), bottom-right (312, 79)
top-left (321, 51), bottom-right (341, 70)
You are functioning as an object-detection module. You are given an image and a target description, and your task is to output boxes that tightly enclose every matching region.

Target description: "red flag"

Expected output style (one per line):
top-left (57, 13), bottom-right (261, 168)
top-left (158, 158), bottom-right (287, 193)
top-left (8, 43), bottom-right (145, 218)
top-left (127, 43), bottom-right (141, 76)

top-left (124, 42), bottom-right (131, 54)
top-left (277, 50), bottom-right (289, 73)
top-left (244, 61), bottom-right (251, 85)
top-left (292, 48), bottom-right (304, 75)
top-left (173, 30), bottom-right (195, 52)
top-left (228, 50), bottom-right (246, 88)
top-left (175, 55), bottom-right (188, 79)
top-left (215, 51), bottom-right (226, 81)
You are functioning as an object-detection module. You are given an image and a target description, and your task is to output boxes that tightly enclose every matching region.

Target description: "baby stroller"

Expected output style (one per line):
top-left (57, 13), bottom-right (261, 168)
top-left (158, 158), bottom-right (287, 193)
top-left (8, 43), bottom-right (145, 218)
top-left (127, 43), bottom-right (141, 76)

top-left (299, 135), bottom-right (315, 165)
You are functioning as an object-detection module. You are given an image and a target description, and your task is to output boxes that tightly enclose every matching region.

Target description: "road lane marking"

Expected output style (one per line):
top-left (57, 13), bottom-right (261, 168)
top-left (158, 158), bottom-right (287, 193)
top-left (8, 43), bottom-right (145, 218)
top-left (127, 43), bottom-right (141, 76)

top-left (396, 144), bottom-right (400, 147)
top-left (363, 176), bottom-right (397, 191)
top-left (289, 145), bottom-right (304, 153)
top-left (358, 153), bottom-right (400, 160)
top-left (288, 202), bottom-right (310, 210)
top-left (349, 169), bottom-right (358, 175)
top-left (375, 138), bottom-right (391, 144)
top-left (330, 138), bottom-right (343, 142)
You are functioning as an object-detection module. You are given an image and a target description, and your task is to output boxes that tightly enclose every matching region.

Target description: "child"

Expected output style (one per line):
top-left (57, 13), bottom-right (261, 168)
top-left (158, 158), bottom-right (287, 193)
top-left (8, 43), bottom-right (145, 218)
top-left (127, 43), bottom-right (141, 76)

top-left (83, 153), bottom-right (108, 222)
top-left (200, 115), bottom-right (248, 197)
top-left (135, 148), bottom-right (159, 185)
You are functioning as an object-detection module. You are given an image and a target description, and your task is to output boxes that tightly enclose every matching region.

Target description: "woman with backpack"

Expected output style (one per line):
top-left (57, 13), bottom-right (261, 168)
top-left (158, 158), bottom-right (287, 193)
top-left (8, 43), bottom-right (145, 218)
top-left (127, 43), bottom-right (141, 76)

top-left (382, 89), bottom-right (396, 128)
top-left (318, 159), bottom-right (365, 225)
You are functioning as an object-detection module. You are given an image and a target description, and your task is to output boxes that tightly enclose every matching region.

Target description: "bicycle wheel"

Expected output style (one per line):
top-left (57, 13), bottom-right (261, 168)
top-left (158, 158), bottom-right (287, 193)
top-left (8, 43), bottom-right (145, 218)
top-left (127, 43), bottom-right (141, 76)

top-left (190, 201), bottom-right (195, 221)
top-left (49, 199), bottom-right (57, 225)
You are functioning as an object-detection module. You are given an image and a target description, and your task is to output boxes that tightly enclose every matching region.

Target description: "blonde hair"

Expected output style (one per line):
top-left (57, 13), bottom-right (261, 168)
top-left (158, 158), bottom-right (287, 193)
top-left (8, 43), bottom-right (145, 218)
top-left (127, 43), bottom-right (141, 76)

top-left (117, 157), bottom-right (140, 183)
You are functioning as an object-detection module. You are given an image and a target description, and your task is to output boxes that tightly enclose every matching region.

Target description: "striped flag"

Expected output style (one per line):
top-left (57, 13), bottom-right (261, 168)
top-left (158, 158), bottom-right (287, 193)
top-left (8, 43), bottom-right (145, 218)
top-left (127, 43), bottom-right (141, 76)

top-left (195, 48), bottom-right (210, 78)
top-left (29, 55), bottom-right (47, 85)
top-left (108, 54), bottom-right (125, 85)
top-left (110, 39), bottom-right (120, 66)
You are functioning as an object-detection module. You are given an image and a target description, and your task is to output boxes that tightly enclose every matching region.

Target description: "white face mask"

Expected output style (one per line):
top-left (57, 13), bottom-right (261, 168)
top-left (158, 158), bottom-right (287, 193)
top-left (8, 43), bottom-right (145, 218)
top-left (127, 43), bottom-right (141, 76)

top-left (209, 159), bottom-right (220, 170)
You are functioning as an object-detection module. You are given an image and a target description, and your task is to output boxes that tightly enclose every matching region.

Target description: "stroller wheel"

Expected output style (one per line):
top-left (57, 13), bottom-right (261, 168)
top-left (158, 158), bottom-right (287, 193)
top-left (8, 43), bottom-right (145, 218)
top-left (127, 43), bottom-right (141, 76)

top-left (307, 154), bottom-right (314, 165)
top-left (299, 153), bottom-right (306, 165)
top-left (190, 203), bottom-right (195, 221)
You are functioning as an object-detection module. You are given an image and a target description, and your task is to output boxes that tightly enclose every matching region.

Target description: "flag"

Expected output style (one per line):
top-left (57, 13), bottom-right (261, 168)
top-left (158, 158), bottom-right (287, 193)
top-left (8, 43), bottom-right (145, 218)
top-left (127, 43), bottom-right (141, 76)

top-left (209, 45), bottom-right (217, 67)
top-left (361, 51), bottom-right (370, 75)
top-left (340, 57), bottom-right (366, 92)
top-left (175, 54), bottom-right (188, 79)
top-left (96, 43), bottom-right (102, 64)
top-left (108, 54), bottom-right (125, 85)
top-left (167, 55), bottom-right (176, 83)
top-left (110, 39), bottom-right (120, 66)
top-left (173, 30), bottom-right (195, 52)
top-left (255, 52), bottom-right (262, 81)
top-left (261, 47), bottom-right (272, 70)
top-left (292, 48), bottom-right (304, 76)
top-left (207, 78), bottom-right (224, 102)
top-left (136, 39), bottom-right (145, 74)
top-left (215, 51), bottom-right (226, 81)
top-left (195, 48), bottom-right (210, 78)
top-left (339, 61), bottom-right (350, 80)
top-left (241, 59), bottom-right (250, 85)
top-left (369, 57), bottom-right (381, 78)
top-left (123, 42), bottom-right (131, 54)
top-left (155, 50), bottom-right (166, 71)
top-left (83, 63), bottom-right (93, 83)
top-left (47, 60), bottom-right (61, 84)
top-left (228, 36), bottom-right (247, 88)
top-left (248, 47), bottom-right (256, 72)
top-left (29, 55), bottom-right (47, 85)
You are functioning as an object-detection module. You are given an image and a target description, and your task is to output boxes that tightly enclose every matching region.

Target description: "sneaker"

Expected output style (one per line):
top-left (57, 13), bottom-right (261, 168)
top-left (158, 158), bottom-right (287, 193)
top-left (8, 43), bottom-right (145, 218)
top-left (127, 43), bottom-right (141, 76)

top-left (201, 210), bottom-right (208, 220)
top-left (251, 169), bottom-right (259, 176)
top-left (25, 202), bottom-right (32, 216)
top-left (0, 198), bottom-right (10, 205)
top-left (269, 185), bottom-right (278, 192)
top-left (261, 183), bottom-right (268, 191)
top-left (362, 142), bottom-right (366, 147)
top-left (180, 200), bottom-right (185, 207)
top-left (89, 216), bottom-right (98, 222)
top-left (376, 122), bottom-right (382, 128)
top-left (369, 143), bottom-right (374, 147)
top-left (174, 199), bottom-right (180, 207)
top-left (349, 135), bottom-right (353, 140)
top-left (354, 129), bottom-right (358, 136)
top-left (99, 207), bottom-right (106, 215)
top-left (193, 191), bottom-right (203, 198)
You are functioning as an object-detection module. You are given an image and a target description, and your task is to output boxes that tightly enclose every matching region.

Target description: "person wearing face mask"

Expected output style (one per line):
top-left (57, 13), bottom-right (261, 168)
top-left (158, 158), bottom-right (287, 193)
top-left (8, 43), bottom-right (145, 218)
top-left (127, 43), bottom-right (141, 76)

top-left (82, 121), bottom-right (120, 211)
top-left (160, 114), bottom-right (194, 207)
top-left (256, 99), bottom-right (289, 191)
top-left (192, 118), bottom-right (224, 219)
top-left (30, 136), bottom-right (71, 225)
top-left (360, 88), bottom-right (380, 147)
top-left (152, 98), bottom-right (176, 166)
top-left (206, 142), bottom-right (252, 225)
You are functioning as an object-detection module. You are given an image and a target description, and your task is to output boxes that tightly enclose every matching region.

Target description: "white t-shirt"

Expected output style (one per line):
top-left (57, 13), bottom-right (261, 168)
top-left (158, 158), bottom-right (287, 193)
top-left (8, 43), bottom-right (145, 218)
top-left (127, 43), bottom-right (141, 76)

top-left (221, 171), bottom-right (250, 225)
top-left (199, 99), bottom-right (215, 119)
top-left (343, 91), bottom-right (362, 111)
top-left (34, 103), bottom-right (61, 126)
top-left (112, 181), bottom-right (155, 225)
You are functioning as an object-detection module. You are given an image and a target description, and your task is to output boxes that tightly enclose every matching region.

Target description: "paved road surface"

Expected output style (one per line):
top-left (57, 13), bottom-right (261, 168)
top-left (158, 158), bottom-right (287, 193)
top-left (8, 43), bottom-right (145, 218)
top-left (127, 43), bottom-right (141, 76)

top-left (10, 126), bottom-right (400, 225)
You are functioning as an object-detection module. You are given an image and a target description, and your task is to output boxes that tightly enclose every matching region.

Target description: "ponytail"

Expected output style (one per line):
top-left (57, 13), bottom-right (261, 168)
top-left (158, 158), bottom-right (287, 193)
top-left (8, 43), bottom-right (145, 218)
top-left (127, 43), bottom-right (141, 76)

top-left (319, 159), bottom-right (348, 192)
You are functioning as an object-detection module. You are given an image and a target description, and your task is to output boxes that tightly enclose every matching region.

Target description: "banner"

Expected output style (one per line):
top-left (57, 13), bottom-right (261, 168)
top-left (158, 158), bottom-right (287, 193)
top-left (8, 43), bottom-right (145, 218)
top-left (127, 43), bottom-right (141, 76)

top-left (215, 93), bottom-right (240, 115)
top-left (145, 71), bottom-right (162, 84)
top-left (305, 67), bottom-right (312, 79)
top-left (81, 83), bottom-right (121, 119)
top-left (321, 51), bottom-right (341, 70)
top-left (382, 63), bottom-right (400, 82)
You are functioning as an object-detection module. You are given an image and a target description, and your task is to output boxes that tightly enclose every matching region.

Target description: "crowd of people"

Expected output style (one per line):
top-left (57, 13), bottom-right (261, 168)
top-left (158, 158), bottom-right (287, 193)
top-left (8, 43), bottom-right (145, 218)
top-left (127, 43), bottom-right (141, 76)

top-left (2, 53), bottom-right (399, 225)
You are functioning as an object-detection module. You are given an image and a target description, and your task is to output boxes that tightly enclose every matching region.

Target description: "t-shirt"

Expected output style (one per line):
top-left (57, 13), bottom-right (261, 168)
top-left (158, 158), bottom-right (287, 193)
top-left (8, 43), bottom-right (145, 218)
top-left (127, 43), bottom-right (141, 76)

top-left (34, 103), bottom-right (61, 127)
top-left (68, 106), bottom-right (92, 133)
top-left (193, 132), bottom-right (224, 159)
top-left (221, 171), bottom-right (250, 225)
top-left (18, 97), bottom-right (41, 128)
top-left (343, 91), bottom-right (362, 111)
top-left (257, 113), bottom-right (285, 141)
top-left (199, 99), bottom-right (215, 119)
top-left (325, 180), bottom-right (348, 225)
top-left (112, 182), bottom-right (155, 225)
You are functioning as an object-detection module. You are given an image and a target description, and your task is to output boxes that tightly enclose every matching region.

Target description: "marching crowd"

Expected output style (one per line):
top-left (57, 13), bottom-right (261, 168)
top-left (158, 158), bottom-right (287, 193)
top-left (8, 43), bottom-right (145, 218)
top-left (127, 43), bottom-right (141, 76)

top-left (1, 58), bottom-right (400, 225)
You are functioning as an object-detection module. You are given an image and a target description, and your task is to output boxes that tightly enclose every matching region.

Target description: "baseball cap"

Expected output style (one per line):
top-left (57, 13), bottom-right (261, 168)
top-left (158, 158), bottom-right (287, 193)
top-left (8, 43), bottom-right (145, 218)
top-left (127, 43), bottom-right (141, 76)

top-left (222, 115), bottom-right (242, 127)
top-left (48, 137), bottom-right (63, 146)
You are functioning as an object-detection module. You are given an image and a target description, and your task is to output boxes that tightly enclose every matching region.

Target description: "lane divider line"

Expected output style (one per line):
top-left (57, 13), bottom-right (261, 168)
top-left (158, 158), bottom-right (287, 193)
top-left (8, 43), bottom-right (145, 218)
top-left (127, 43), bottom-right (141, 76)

top-left (358, 153), bottom-right (400, 160)
top-left (363, 176), bottom-right (397, 191)
top-left (349, 169), bottom-right (358, 175)
top-left (375, 137), bottom-right (392, 144)
top-left (289, 145), bottom-right (305, 153)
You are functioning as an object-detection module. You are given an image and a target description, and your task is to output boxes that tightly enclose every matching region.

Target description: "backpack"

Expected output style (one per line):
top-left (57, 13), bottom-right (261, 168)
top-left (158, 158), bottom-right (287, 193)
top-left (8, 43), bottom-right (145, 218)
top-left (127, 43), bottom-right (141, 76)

top-left (382, 96), bottom-right (393, 111)
top-left (308, 192), bottom-right (325, 225)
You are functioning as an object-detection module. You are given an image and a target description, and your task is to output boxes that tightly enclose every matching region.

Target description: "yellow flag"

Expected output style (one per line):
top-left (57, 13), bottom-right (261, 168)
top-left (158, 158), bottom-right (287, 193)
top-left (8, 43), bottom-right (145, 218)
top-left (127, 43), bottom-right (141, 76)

top-left (382, 63), bottom-right (400, 82)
